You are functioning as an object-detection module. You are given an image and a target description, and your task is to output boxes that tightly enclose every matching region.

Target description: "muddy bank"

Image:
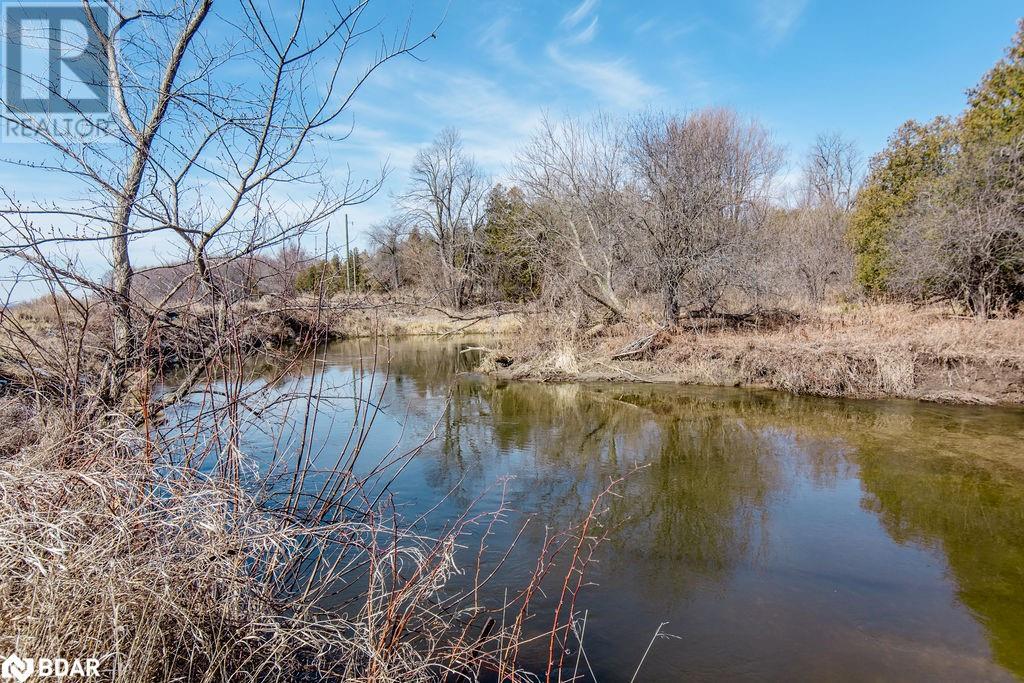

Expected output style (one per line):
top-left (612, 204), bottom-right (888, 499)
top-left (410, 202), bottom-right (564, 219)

top-left (485, 349), bottom-right (1024, 405)
top-left (478, 309), bottom-right (1024, 405)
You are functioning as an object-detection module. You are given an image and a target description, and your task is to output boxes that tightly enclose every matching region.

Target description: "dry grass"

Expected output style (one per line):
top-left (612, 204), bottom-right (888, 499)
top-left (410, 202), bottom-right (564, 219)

top-left (0, 397), bottom-right (39, 457)
top-left (323, 294), bottom-right (530, 338)
top-left (486, 304), bottom-right (1024, 404)
top-left (752, 304), bottom-right (1024, 364)
top-left (0, 400), bottom-right (560, 682)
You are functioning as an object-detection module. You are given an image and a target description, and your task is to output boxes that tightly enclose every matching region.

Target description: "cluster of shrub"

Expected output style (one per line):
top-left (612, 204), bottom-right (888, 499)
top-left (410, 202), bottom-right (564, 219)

top-left (341, 22), bottom-right (1024, 322)
top-left (850, 21), bottom-right (1024, 318)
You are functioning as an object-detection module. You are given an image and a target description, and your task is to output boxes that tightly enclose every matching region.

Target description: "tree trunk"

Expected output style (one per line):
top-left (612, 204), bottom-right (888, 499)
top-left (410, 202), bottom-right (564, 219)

top-left (581, 275), bottom-right (624, 322)
top-left (969, 285), bottom-right (990, 320)
top-left (662, 278), bottom-right (680, 327)
top-left (110, 226), bottom-right (134, 356)
top-left (101, 203), bottom-right (137, 406)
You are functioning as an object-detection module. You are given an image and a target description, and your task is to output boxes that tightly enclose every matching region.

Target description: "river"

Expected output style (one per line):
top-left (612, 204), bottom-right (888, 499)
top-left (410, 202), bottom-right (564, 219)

top-left (199, 336), bottom-right (1024, 681)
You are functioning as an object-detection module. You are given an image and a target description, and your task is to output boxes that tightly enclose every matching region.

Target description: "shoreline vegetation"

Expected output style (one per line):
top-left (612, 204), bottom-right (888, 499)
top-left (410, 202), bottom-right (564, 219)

top-left (317, 299), bottom-right (1024, 406)
top-left (8, 295), bottom-right (1024, 406)
top-left (473, 306), bottom-right (1024, 406)
top-left (0, 1), bottom-right (1022, 680)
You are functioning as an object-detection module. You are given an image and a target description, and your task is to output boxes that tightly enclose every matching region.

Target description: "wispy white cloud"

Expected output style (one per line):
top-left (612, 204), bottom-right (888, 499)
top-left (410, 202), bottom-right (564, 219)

top-left (755, 0), bottom-right (808, 46)
top-left (634, 17), bottom-right (658, 35)
top-left (561, 0), bottom-right (598, 29)
top-left (546, 44), bottom-right (661, 108)
top-left (566, 15), bottom-right (599, 46)
top-left (477, 16), bottom-right (524, 68)
top-left (633, 14), bottom-right (703, 45)
top-left (334, 63), bottom-right (548, 229)
top-left (411, 70), bottom-right (544, 170)
top-left (545, 0), bottom-right (659, 108)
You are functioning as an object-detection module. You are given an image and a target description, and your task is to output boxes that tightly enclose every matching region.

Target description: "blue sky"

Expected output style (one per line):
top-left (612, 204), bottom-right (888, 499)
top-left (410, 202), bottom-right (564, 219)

top-left (2, 0), bottom-right (1022, 299)
top-left (336, 0), bottom-right (1022, 235)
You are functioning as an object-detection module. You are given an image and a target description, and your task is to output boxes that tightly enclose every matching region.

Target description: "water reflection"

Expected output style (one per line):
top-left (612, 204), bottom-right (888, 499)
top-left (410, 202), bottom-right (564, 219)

top-left (246, 337), bottom-right (1024, 681)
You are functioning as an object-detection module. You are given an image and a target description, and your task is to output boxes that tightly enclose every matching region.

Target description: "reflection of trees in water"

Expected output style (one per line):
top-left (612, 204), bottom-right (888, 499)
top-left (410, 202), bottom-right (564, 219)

top-left (852, 428), bottom-right (1024, 678)
top-left (428, 380), bottom-right (658, 520)
top-left (589, 391), bottom-right (794, 601)
top-left (291, 339), bottom-right (1024, 676)
top-left (665, 390), bottom-right (1024, 679)
top-left (422, 380), bottom-right (794, 600)
top-left (608, 412), bottom-right (779, 582)
top-left (379, 337), bottom-right (482, 395)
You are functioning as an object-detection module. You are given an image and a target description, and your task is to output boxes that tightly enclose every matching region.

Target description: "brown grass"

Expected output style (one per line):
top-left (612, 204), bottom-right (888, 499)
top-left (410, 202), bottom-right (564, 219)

top-left (0, 394), bottom-right (563, 681)
top-left (323, 294), bottom-right (530, 338)
top-left (486, 304), bottom-right (1024, 404)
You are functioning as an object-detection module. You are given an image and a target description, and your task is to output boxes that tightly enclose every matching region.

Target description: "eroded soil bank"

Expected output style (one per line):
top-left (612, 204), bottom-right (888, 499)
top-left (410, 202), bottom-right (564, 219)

top-left (473, 306), bottom-right (1024, 405)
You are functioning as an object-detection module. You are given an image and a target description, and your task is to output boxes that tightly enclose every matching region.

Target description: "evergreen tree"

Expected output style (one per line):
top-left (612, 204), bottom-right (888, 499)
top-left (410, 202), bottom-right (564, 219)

top-left (346, 249), bottom-right (369, 291)
top-left (480, 185), bottom-right (540, 302)
top-left (962, 20), bottom-right (1024, 149)
top-left (295, 256), bottom-right (347, 295)
top-left (849, 118), bottom-right (956, 294)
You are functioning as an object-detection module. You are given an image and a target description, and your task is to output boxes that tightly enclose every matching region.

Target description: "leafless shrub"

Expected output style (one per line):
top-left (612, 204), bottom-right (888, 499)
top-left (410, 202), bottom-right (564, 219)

top-left (514, 113), bottom-right (637, 322)
top-left (768, 133), bottom-right (861, 307)
top-left (628, 109), bottom-right (784, 324)
top-left (0, 0), bottom-right (433, 410)
top-left (890, 140), bottom-right (1024, 318)
top-left (367, 216), bottom-right (411, 292)
top-left (401, 129), bottom-right (488, 311)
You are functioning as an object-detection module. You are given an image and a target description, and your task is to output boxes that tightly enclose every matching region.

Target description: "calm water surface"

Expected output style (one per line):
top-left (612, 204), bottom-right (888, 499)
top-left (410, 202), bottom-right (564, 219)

top-left (214, 337), bottom-right (1024, 681)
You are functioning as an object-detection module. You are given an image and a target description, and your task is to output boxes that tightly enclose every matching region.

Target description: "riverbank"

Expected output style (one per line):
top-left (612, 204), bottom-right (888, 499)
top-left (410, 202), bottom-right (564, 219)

top-left (475, 305), bottom-right (1024, 405)
top-left (274, 298), bottom-right (1024, 405)
top-left (5, 296), bottom-right (1022, 405)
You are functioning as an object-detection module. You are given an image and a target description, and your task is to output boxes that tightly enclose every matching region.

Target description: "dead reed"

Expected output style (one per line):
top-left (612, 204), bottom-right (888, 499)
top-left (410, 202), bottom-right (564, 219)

top-left (0, 291), bottom-right (631, 681)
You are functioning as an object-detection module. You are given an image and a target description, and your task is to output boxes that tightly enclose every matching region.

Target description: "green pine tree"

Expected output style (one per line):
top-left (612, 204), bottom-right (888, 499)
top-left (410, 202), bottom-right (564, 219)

top-left (481, 185), bottom-right (540, 302)
top-left (962, 20), bottom-right (1024, 149)
top-left (849, 118), bottom-right (957, 294)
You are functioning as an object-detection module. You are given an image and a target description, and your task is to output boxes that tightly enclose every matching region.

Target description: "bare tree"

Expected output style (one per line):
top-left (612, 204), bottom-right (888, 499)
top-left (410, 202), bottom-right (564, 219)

top-left (783, 132), bottom-right (861, 305)
top-left (891, 141), bottom-right (1024, 318)
top-left (802, 132), bottom-right (860, 211)
top-left (401, 128), bottom-right (487, 310)
top-left (513, 113), bottom-right (634, 321)
top-left (0, 0), bottom-right (432, 409)
top-left (629, 109), bottom-right (783, 325)
top-left (367, 215), bottom-right (409, 291)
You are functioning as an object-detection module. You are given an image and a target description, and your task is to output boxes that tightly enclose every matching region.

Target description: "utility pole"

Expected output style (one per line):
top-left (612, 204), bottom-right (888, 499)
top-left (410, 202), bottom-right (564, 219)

top-left (344, 213), bottom-right (351, 292)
